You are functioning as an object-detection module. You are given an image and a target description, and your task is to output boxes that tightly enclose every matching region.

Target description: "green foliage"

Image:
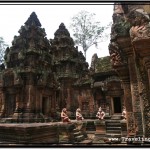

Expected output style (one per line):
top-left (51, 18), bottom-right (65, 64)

top-left (70, 10), bottom-right (111, 59)
top-left (0, 37), bottom-right (8, 64)
top-left (96, 56), bottom-right (112, 72)
top-left (114, 21), bottom-right (131, 37)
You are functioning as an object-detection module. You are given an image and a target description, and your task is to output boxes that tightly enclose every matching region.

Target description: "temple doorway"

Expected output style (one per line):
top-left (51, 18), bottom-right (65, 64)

top-left (113, 97), bottom-right (121, 114)
top-left (5, 94), bottom-right (16, 117)
top-left (42, 97), bottom-right (48, 115)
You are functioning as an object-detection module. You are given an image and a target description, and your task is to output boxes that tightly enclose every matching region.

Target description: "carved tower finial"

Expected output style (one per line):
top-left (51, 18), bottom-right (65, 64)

top-left (25, 12), bottom-right (41, 27)
top-left (54, 22), bottom-right (70, 37)
top-left (90, 53), bottom-right (98, 72)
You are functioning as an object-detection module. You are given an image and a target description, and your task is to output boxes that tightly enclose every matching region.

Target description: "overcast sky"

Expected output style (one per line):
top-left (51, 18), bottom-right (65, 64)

top-left (0, 4), bottom-right (114, 66)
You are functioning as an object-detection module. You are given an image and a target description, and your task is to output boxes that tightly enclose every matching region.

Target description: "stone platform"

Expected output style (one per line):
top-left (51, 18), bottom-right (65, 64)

top-left (0, 122), bottom-right (59, 144)
top-left (0, 119), bottom-right (128, 146)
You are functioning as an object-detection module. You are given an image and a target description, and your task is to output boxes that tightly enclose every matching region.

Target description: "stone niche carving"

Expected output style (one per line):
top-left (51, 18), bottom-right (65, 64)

top-left (109, 42), bottom-right (123, 66)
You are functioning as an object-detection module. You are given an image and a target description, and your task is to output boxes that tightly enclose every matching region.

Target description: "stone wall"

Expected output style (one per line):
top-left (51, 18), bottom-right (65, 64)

top-left (0, 123), bottom-right (59, 144)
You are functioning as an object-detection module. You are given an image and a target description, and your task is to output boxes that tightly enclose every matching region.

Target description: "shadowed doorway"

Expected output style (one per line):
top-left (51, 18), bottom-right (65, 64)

top-left (42, 97), bottom-right (48, 115)
top-left (113, 97), bottom-right (121, 113)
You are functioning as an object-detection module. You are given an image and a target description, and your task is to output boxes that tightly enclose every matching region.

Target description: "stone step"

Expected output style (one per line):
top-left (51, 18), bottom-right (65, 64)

top-left (59, 135), bottom-right (69, 143)
top-left (0, 119), bottom-right (6, 123)
top-left (106, 121), bottom-right (121, 123)
top-left (0, 118), bottom-right (12, 123)
top-left (106, 133), bottom-right (121, 138)
top-left (59, 140), bottom-right (69, 143)
top-left (73, 131), bottom-right (81, 137)
top-left (106, 130), bottom-right (121, 134)
top-left (73, 128), bottom-right (79, 132)
top-left (111, 115), bottom-right (122, 120)
top-left (106, 125), bottom-right (121, 128)
top-left (79, 139), bottom-right (92, 144)
top-left (106, 127), bottom-right (121, 130)
top-left (86, 131), bottom-right (96, 134)
top-left (106, 120), bottom-right (121, 123)
top-left (106, 122), bottom-right (121, 126)
top-left (75, 135), bottom-right (85, 142)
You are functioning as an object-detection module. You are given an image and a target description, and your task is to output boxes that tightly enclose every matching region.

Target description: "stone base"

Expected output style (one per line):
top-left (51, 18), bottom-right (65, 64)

top-left (86, 120), bottom-right (96, 131)
top-left (11, 112), bottom-right (50, 123)
top-left (58, 123), bottom-right (76, 143)
top-left (95, 132), bottom-right (106, 138)
top-left (0, 123), bottom-right (59, 144)
top-left (94, 120), bottom-right (106, 135)
top-left (12, 112), bottom-right (23, 123)
top-left (120, 119), bottom-right (127, 137)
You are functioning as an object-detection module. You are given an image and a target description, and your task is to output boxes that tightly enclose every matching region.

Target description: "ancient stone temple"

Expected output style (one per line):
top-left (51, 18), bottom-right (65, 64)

top-left (0, 11), bottom-right (126, 124)
top-left (2, 7), bottom-right (150, 144)
top-left (50, 23), bottom-right (93, 116)
top-left (90, 55), bottom-right (124, 118)
top-left (0, 12), bottom-right (58, 122)
top-left (0, 4), bottom-right (150, 144)
top-left (109, 2), bottom-right (150, 138)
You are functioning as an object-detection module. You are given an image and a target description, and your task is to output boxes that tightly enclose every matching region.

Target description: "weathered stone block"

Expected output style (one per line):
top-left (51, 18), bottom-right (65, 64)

top-left (0, 123), bottom-right (59, 144)
top-left (75, 121), bottom-right (87, 138)
top-left (94, 120), bottom-right (106, 134)
top-left (58, 123), bottom-right (76, 143)
top-left (120, 119), bottom-right (127, 137)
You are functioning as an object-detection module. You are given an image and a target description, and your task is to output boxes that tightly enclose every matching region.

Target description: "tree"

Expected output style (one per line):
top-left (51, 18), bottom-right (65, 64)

top-left (70, 10), bottom-right (111, 59)
top-left (0, 37), bottom-right (8, 65)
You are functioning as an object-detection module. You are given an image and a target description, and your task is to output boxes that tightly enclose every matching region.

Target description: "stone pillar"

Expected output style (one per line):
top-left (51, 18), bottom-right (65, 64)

top-left (122, 80), bottom-right (135, 136)
top-left (125, 47), bottom-right (143, 137)
top-left (61, 80), bottom-right (66, 109)
top-left (88, 90), bottom-right (95, 116)
top-left (143, 56), bottom-right (150, 88)
top-left (12, 92), bottom-right (23, 122)
top-left (35, 88), bottom-right (41, 121)
top-left (120, 119), bottom-right (127, 137)
top-left (105, 96), bottom-right (111, 117)
top-left (115, 64), bottom-right (135, 136)
top-left (15, 92), bottom-right (20, 111)
top-left (132, 39), bottom-right (150, 138)
top-left (0, 92), bottom-right (5, 117)
top-left (22, 85), bottom-right (34, 122)
top-left (138, 57), bottom-right (150, 138)
top-left (116, 36), bottom-right (143, 136)
top-left (26, 85), bottom-right (33, 111)
top-left (66, 88), bottom-right (71, 110)
top-left (136, 67), bottom-right (150, 138)
top-left (51, 91), bottom-right (56, 119)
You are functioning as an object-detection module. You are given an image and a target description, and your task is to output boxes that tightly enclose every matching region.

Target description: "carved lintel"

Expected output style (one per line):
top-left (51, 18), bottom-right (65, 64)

top-left (114, 64), bottom-right (130, 81)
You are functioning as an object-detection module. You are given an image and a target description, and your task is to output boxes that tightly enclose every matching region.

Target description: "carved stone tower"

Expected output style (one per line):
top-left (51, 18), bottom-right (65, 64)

top-left (50, 23), bottom-right (89, 112)
top-left (0, 12), bottom-right (57, 122)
